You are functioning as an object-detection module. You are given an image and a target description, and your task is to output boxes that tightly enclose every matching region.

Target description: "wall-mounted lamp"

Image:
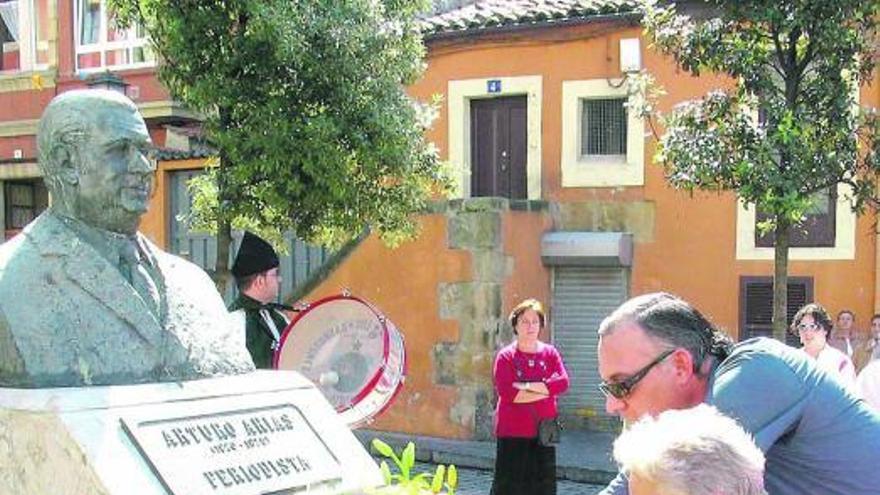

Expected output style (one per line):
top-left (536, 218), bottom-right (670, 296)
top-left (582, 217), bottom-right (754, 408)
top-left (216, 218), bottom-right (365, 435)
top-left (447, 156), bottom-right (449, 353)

top-left (619, 38), bottom-right (642, 74)
top-left (85, 71), bottom-right (129, 94)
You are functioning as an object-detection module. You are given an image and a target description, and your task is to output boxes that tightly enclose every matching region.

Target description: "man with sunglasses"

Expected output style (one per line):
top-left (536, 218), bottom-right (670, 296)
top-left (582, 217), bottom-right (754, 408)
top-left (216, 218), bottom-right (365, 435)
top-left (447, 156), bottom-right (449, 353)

top-left (597, 292), bottom-right (880, 495)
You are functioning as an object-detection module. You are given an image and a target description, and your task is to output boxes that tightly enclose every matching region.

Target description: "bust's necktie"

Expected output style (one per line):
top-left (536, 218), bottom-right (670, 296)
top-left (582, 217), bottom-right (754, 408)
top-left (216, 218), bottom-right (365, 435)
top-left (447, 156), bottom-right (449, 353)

top-left (118, 238), bottom-right (161, 317)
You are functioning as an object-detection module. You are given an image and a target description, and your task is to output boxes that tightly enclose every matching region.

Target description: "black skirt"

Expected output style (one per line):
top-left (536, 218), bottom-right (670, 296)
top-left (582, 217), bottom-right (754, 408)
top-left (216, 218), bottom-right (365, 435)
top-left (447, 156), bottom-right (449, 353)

top-left (490, 437), bottom-right (556, 495)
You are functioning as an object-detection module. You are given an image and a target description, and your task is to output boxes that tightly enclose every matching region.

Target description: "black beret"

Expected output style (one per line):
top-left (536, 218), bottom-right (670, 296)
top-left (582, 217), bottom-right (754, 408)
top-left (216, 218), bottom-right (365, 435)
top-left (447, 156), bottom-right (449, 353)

top-left (231, 231), bottom-right (279, 278)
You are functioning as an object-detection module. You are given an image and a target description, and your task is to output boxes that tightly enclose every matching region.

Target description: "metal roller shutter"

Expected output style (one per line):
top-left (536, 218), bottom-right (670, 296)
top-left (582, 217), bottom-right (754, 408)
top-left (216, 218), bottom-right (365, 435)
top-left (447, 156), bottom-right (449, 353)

top-left (552, 266), bottom-right (627, 430)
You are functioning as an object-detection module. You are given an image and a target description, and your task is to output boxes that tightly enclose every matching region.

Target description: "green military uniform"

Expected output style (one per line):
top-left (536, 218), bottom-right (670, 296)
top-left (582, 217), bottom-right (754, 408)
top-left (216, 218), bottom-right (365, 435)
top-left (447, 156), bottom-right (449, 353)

top-left (229, 231), bottom-right (287, 369)
top-left (229, 293), bottom-right (290, 369)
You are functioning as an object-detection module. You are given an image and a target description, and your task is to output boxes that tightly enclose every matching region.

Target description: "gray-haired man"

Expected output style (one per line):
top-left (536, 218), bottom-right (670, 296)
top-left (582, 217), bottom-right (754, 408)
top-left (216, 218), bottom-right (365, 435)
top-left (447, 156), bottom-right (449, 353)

top-left (597, 292), bottom-right (880, 495)
top-left (614, 404), bottom-right (766, 495)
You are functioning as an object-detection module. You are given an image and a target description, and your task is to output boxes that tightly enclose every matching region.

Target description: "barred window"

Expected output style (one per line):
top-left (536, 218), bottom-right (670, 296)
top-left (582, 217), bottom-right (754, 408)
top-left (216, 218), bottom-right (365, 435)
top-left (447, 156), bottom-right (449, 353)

top-left (580, 98), bottom-right (627, 156)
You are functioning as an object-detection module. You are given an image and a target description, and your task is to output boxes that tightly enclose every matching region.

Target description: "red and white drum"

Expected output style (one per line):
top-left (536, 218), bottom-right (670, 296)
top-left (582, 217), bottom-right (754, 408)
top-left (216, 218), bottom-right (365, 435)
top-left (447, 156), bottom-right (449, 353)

top-left (273, 294), bottom-right (406, 429)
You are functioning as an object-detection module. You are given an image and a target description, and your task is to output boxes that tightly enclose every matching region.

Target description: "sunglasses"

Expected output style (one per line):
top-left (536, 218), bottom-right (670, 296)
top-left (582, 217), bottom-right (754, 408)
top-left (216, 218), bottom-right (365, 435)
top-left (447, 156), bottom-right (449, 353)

top-left (599, 348), bottom-right (676, 400)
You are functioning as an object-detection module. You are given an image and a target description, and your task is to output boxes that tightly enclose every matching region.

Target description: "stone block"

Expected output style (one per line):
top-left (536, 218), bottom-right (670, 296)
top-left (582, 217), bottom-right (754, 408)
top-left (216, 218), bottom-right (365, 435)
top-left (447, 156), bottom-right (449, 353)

top-left (459, 197), bottom-right (508, 213)
top-left (438, 282), bottom-right (501, 323)
top-left (553, 200), bottom-right (656, 243)
top-left (433, 342), bottom-right (458, 386)
top-left (471, 283), bottom-right (502, 321)
top-left (473, 388), bottom-right (495, 441)
top-left (448, 211), bottom-right (502, 250)
top-left (510, 199), bottom-right (549, 212)
top-left (437, 282), bottom-right (472, 321)
top-left (449, 387), bottom-right (476, 431)
top-left (472, 251), bottom-right (511, 282)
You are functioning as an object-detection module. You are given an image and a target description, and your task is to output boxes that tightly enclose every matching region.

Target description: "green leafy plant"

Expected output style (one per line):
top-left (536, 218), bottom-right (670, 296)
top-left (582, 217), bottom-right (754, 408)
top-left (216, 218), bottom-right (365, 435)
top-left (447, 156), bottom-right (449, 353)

top-left (369, 439), bottom-right (458, 495)
top-left (109, 0), bottom-right (450, 293)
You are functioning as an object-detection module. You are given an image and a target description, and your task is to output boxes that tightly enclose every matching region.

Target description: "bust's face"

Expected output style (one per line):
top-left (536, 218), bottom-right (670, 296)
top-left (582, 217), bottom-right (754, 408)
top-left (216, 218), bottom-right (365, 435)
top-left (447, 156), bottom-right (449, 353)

top-left (73, 103), bottom-right (155, 233)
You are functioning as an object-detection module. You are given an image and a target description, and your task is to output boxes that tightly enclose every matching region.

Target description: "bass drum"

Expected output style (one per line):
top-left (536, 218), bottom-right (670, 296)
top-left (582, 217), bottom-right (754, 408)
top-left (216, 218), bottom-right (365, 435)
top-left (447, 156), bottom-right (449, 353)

top-left (273, 294), bottom-right (406, 429)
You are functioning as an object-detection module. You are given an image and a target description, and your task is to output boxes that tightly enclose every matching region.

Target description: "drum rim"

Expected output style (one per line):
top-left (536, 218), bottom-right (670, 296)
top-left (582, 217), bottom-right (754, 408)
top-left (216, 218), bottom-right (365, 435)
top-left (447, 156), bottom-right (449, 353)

top-left (372, 329), bottom-right (407, 420)
top-left (273, 293), bottom-right (393, 412)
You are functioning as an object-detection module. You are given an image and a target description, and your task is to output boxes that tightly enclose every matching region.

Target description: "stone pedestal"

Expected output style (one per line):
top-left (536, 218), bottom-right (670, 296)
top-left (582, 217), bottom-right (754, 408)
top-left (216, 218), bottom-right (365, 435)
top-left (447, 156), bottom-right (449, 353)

top-left (0, 371), bottom-right (383, 494)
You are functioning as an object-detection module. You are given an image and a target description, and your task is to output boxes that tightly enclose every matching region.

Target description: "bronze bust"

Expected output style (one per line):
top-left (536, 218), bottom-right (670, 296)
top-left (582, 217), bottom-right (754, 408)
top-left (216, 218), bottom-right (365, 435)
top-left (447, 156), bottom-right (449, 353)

top-left (0, 89), bottom-right (254, 387)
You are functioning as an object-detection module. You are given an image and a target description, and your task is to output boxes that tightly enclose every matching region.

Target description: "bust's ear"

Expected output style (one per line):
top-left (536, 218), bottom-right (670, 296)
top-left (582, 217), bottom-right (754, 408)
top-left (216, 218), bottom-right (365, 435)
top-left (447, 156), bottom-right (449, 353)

top-left (50, 143), bottom-right (79, 185)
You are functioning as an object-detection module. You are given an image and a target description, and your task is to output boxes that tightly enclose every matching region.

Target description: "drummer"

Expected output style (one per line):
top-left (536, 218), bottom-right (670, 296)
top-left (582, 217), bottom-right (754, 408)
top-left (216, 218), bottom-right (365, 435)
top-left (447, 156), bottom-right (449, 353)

top-left (229, 232), bottom-right (290, 368)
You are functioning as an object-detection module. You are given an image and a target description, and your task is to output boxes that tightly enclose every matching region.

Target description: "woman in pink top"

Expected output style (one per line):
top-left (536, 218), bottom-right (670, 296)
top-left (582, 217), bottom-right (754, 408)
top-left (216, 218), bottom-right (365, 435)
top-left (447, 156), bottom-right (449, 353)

top-left (491, 299), bottom-right (570, 495)
top-left (793, 303), bottom-right (858, 391)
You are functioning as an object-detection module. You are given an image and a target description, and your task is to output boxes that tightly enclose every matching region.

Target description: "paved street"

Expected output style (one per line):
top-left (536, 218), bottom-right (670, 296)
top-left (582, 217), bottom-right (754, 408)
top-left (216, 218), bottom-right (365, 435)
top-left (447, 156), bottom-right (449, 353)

top-left (412, 462), bottom-right (604, 495)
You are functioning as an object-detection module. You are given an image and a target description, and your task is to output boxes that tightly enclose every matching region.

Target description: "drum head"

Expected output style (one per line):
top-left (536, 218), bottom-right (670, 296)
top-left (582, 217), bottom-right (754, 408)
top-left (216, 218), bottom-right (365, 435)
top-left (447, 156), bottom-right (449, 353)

top-left (274, 295), bottom-right (406, 428)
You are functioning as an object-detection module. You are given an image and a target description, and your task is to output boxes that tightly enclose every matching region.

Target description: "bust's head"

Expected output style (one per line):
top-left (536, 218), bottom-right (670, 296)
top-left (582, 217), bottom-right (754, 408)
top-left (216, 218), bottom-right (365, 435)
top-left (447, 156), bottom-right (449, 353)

top-left (37, 89), bottom-right (155, 235)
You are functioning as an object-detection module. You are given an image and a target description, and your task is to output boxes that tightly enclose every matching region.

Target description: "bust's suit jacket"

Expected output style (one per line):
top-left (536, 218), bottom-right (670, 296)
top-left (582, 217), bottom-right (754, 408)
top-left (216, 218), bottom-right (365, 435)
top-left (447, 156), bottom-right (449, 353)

top-left (0, 211), bottom-right (255, 387)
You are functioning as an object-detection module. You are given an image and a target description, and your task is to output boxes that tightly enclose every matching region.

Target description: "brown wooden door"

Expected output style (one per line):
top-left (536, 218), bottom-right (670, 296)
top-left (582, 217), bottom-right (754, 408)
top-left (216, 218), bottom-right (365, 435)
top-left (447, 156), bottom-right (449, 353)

top-left (470, 96), bottom-right (527, 199)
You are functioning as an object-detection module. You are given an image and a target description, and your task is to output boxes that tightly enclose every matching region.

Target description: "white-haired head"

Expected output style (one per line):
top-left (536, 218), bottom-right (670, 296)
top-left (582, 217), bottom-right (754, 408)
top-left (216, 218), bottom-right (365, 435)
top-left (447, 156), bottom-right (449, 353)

top-left (613, 404), bottom-right (766, 495)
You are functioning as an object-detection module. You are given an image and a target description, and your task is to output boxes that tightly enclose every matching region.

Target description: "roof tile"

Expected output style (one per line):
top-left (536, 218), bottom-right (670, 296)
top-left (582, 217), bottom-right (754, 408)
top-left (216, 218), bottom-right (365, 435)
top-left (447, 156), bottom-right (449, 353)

top-left (155, 147), bottom-right (214, 161)
top-left (422, 0), bottom-right (638, 37)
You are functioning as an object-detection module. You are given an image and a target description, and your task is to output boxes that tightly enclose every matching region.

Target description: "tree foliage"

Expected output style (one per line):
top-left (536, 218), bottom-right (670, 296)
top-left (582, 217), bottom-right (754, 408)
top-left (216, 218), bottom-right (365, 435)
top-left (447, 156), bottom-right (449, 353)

top-left (109, 0), bottom-right (447, 250)
top-left (636, 0), bottom-right (880, 339)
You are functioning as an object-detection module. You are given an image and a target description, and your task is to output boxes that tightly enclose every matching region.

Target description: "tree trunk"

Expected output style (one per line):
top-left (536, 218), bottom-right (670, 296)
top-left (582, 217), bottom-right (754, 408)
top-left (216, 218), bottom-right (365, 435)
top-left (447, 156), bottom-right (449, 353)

top-left (214, 220), bottom-right (233, 299)
top-left (212, 106), bottom-right (233, 298)
top-left (772, 216), bottom-right (791, 341)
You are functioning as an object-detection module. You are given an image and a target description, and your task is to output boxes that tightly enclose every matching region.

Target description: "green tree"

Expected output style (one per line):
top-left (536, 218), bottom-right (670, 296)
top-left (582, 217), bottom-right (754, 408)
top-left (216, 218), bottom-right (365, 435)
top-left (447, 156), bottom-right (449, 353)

top-left (109, 0), bottom-right (446, 290)
top-left (636, 0), bottom-right (880, 340)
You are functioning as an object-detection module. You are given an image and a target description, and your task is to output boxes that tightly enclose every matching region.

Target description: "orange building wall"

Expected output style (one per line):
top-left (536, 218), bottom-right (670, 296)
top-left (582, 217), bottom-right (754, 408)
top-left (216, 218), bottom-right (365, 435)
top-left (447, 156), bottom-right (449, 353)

top-left (299, 22), bottom-right (880, 438)
top-left (408, 23), bottom-right (878, 339)
top-left (295, 205), bottom-right (557, 438)
top-left (300, 215), bottom-right (474, 438)
top-left (502, 209), bottom-right (553, 340)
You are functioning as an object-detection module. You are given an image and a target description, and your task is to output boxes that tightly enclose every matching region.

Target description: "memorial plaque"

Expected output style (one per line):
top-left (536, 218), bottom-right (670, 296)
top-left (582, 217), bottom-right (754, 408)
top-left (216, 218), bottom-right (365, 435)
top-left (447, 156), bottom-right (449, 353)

top-left (0, 371), bottom-right (384, 495)
top-left (122, 404), bottom-right (341, 495)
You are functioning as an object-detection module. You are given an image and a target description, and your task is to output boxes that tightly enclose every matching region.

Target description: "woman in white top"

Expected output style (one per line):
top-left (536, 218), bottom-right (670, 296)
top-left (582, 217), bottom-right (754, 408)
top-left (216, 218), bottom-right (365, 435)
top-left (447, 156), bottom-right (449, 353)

top-left (858, 360), bottom-right (880, 411)
top-left (792, 303), bottom-right (858, 390)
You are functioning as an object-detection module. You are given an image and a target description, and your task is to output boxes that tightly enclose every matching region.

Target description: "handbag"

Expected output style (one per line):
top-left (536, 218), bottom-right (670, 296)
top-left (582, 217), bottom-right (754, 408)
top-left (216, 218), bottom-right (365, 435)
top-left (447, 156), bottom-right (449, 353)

top-left (537, 416), bottom-right (562, 446)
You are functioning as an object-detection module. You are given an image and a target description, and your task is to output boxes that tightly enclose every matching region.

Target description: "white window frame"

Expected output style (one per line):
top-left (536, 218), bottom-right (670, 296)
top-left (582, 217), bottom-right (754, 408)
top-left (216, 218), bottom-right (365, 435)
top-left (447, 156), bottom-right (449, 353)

top-left (0, 0), bottom-right (48, 74)
top-left (74, 0), bottom-right (154, 73)
top-left (736, 78), bottom-right (860, 261)
top-left (735, 182), bottom-right (856, 260)
top-left (561, 79), bottom-right (645, 187)
top-left (447, 76), bottom-right (543, 200)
